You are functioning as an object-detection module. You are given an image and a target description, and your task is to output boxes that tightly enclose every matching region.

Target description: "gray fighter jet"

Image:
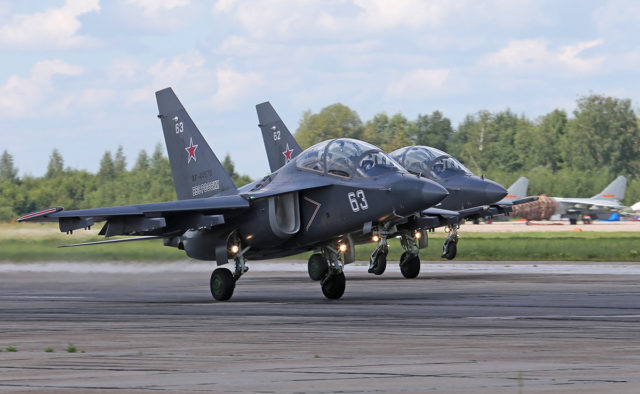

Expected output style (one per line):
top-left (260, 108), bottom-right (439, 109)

top-left (256, 102), bottom-right (536, 278)
top-left (17, 88), bottom-right (448, 301)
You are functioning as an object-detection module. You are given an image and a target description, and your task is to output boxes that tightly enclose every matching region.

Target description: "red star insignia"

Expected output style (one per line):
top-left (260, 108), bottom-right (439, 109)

top-left (185, 137), bottom-right (198, 163)
top-left (282, 143), bottom-right (294, 163)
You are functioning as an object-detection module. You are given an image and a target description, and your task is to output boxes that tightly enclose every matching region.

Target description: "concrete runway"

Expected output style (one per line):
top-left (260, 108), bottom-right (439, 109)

top-left (1, 261), bottom-right (640, 393)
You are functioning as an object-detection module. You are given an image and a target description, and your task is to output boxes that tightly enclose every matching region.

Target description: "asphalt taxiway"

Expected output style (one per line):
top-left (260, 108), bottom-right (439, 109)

top-left (1, 261), bottom-right (640, 393)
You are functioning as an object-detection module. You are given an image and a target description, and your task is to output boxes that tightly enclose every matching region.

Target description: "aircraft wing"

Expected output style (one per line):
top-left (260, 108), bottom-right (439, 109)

top-left (17, 195), bottom-right (250, 236)
top-left (554, 197), bottom-right (625, 210)
top-left (418, 196), bottom-right (541, 229)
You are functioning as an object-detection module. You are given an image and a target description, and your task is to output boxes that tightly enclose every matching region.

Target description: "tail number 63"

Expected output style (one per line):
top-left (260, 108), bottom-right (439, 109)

top-left (348, 190), bottom-right (368, 212)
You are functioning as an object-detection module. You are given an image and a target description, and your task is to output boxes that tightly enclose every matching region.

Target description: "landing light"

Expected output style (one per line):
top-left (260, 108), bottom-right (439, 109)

top-left (338, 243), bottom-right (347, 253)
top-left (414, 231), bottom-right (422, 239)
top-left (230, 245), bottom-right (239, 254)
top-left (372, 235), bottom-right (380, 242)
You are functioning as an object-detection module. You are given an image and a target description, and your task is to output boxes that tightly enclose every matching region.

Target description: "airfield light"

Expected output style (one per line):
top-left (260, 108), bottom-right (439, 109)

top-left (339, 243), bottom-right (347, 253)
top-left (372, 235), bottom-right (380, 242)
top-left (414, 231), bottom-right (421, 239)
top-left (230, 245), bottom-right (239, 254)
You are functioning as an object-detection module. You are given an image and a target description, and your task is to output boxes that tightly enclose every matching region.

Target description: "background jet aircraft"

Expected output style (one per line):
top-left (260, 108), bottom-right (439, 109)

top-left (553, 175), bottom-right (627, 223)
top-left (18, 88), bottom-right (448, 301)
top-left (508, 176), bottom-right (627, 223)
top-left (257, 102), bottom-right (535, 278)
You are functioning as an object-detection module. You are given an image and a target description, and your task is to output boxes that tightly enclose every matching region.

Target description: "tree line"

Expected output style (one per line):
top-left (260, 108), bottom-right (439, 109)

top-left (295, 94), bottom-right (640, 205)
top-left (0, 144), bottom-right (251, 221)
top-left (1, 93), bottom-right (639, 221)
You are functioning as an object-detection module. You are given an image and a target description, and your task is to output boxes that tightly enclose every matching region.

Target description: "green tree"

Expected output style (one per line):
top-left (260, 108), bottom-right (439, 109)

top-left (45, 149), bottom-right (64, 178)
top-left (133, 150), bottom-right (150, 171)
top-left (295, 103), bottom-right (364, 148)
top-left (564, 94), bottom-right (640, 176)
top-left (362, 113), bottom-right (411, 152)
top-left (222, 153), bottom-right (237, 178)
top-left (408, 110), bottom-right (453, 151)
top-left (98, 151), bottom-right (115, 181)
top-left (114, 145), bottom-right (127, 173)
top-left (0, 150), bottom-right (18, 182)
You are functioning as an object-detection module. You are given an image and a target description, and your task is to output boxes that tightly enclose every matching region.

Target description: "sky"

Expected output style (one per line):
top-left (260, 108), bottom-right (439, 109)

top-left (1, 0), bottom-right (640, 179)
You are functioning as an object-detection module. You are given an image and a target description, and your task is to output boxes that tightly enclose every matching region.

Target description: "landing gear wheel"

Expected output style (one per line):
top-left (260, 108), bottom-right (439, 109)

top-left (369, 253), bottom-right (387, 275)
top-left (210, 268), bottom-right (235, 301)
top-left (442, 241), bottom-right (457, 260)
top-left (321, 272), bottom-right (346, 299)
top-left (308, 253), bottom-right (328, 281)
top-left (400, 252), bottom-right (420, 279)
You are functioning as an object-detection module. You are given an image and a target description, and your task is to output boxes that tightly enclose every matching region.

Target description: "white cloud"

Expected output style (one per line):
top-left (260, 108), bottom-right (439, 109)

top-left (386, 68), bottom-right (449, 99)
top-left (0, 60), bottom-right (85, 118)
top-left (124, 0), bottom-right (191, 17)
top-left (483, 39), bottom-right (605, 76)
top-left (211, 68), bottom-right (264, 111)
top-left (213, 0), bottom-right (549, 41)
top-left (127, 51), bottom-right (214, 104)
top-left (0, 0), bottom-right (100, 50)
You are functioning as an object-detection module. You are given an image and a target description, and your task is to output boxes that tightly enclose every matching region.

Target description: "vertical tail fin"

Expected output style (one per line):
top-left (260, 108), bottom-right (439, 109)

top-left (156, 88), bottom-right (237, 200)
top-left (505, 177), bottom-right (529, 200)
top-left (256, 102), bottom-right (302, 172)
top-left (592, 175), bottom-right (627, 202)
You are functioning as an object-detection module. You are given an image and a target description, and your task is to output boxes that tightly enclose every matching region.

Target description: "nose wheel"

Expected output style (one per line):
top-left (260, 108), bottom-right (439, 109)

top-left (399, 232), bottom-right (421, 278)
top-left (369, 234), bottom-right (388, 275)
top-left (442, 225), bottom-right (458, 260)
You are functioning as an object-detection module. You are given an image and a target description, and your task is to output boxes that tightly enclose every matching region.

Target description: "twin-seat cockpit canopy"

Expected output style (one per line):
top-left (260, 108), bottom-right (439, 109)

top-left (296, 138), bottom-right (405, 178)
top-left (390, 146), bottom-right (473, 180)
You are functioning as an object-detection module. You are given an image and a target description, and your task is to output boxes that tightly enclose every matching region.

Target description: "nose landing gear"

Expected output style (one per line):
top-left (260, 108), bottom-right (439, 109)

top-left (442, 225), bottom-right (459, 260)
top-left (399, 232), bottom-right (421, 279)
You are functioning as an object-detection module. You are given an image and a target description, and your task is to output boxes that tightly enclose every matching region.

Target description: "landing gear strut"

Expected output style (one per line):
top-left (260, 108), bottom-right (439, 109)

top-left (320, 246), bottom-right (345, 299)
top-left (399, 232), bottom-right (421, 279)
top-left (369, 234), bottom-right (388, 275)
top-left (442, 225), bottom-right (458, 260)
top-left (209, 235), bottom-right (250, 301)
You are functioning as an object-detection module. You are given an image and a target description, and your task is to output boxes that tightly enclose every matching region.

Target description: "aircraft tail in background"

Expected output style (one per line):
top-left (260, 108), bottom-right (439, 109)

top-left (256, 101), bottom-right (302, 173)
top-left (592, 175), bottom-right (627, 202)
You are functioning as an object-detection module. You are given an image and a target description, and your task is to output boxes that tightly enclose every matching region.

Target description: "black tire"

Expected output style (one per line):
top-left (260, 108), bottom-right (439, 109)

top-left (400, 252), bottom-right (420, 279)
top-left (569, 218), bottom-right (577, 225)
top-left (321, 272), bottom-right (346, 299)
top-left (443, 241), bottom-right (457, 260)
top-left (370, 252), bottom-right (387, 275)
top-left (308, 253), bottom-right (328, 281)
top-left (210, 268), bottom-right (235, 301)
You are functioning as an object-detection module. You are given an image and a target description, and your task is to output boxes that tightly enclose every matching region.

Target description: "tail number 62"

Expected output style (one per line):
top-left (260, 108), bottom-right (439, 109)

top-left (348, 190), bottom-right (368, 212)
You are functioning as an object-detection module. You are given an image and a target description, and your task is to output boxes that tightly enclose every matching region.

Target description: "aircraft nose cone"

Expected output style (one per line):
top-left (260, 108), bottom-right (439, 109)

top-left (422, 179), bottom-right (449, 207)
top-left (484, 180), bottom-right (508, 203)
top-left (389, 177), bottom-right (448, 216)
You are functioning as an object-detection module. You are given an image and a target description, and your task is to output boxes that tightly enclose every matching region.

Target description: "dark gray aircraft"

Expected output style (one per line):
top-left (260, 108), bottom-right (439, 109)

top-left (17, 88), bottom-right (449, 301)
top-left (256, 102), bottom-right (535, 278)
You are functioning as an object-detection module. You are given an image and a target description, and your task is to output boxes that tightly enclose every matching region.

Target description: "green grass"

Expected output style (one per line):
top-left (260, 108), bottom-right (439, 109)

top-left (1, 223), bottom-right (639, 262)
top-left (5, 346), bottom-right (17, 352)
top-left (65, 343), bottom-right (77, 353)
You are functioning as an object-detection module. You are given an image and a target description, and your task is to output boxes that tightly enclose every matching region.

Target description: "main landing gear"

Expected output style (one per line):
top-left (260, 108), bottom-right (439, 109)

top-left (442, 225), bottom-right (458, 260)
top-left (399, 232), bottom-right (421, 279)
top-left (319, 246), bottom-right (345, 299)
top-left (307, 246), bottom-right (346, 299)
top-left (209, 239), bottom-right (250, 301)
